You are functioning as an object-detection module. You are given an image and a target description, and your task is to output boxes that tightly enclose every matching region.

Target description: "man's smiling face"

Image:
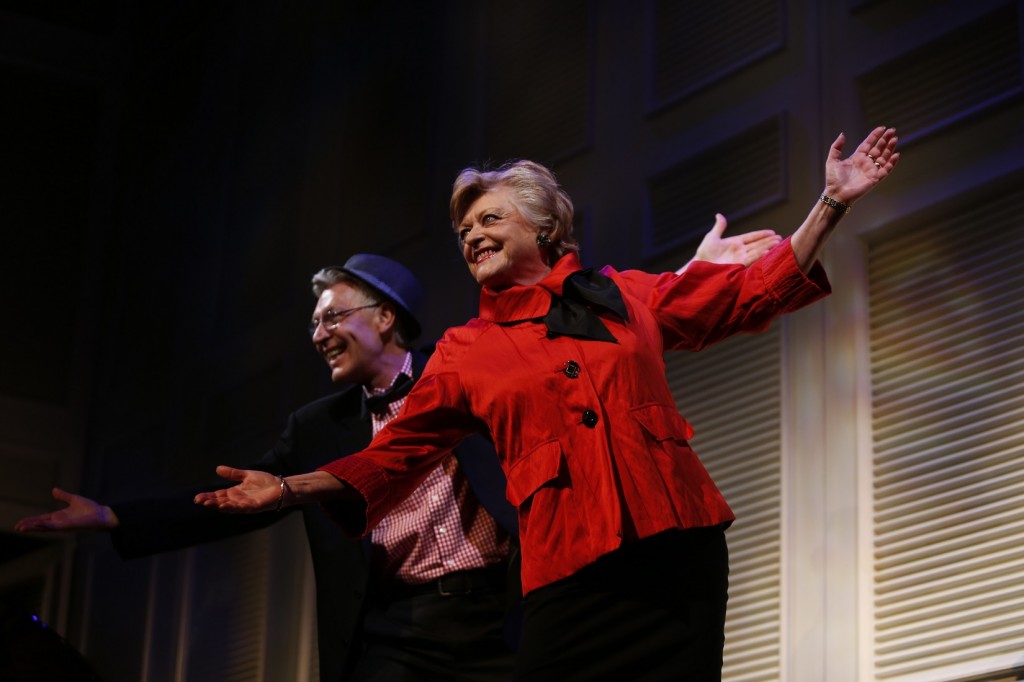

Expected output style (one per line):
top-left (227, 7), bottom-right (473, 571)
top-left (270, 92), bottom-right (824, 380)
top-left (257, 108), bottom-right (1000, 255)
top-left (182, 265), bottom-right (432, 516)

top-left (310, 283), bottom-right (386, 386)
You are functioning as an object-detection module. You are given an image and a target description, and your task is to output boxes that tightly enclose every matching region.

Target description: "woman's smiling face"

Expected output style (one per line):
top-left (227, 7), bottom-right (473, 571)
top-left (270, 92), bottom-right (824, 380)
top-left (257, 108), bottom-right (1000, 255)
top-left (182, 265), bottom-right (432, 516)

top-left (457, 186), bottom-right (552, 290)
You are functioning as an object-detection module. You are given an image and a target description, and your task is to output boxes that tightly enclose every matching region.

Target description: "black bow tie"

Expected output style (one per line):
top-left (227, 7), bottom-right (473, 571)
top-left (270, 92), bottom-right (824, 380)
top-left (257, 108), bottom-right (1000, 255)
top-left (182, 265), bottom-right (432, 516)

top-left (362, 373), bottom-right (413, 417)
top-left (543, 269), bottom-right (629, 342)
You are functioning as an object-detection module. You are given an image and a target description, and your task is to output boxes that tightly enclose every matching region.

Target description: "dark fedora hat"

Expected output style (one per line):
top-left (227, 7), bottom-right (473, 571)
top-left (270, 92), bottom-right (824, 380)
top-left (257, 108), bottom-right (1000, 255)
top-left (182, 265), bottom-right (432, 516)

top-left (332, 254), bottom-right (424, 339)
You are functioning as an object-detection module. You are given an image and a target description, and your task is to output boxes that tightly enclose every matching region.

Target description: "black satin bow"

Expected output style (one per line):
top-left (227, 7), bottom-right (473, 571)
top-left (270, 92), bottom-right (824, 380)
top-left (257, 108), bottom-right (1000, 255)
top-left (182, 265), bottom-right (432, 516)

top-left (543, 269), bottom-right (629, 342)
top-left (362, 373), bottom-right (413, 417)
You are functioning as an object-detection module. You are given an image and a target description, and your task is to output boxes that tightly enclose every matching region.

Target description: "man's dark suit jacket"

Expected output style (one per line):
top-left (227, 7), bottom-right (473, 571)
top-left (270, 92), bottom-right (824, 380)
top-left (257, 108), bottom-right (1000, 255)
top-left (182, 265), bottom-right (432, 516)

top-left (107, 351), bottom-right (517, 681)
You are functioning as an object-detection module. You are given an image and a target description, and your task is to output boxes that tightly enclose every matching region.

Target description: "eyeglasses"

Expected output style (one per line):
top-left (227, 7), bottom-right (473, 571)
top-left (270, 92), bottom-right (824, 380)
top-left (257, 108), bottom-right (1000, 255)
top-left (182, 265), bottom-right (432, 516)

top-left (308, 303), bottom-right (381, 336)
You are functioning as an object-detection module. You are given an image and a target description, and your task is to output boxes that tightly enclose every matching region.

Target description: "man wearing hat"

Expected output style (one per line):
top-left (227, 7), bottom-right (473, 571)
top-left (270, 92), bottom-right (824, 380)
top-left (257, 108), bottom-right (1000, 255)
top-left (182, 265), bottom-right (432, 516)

top-left (16, 254), bottom-right (520, 681)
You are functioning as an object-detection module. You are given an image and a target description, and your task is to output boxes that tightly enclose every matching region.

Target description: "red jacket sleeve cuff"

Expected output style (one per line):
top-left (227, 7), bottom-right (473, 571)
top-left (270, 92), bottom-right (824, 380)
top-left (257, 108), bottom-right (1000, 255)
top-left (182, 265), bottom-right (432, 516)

top-left (761, 236), bottom-right (832, 306)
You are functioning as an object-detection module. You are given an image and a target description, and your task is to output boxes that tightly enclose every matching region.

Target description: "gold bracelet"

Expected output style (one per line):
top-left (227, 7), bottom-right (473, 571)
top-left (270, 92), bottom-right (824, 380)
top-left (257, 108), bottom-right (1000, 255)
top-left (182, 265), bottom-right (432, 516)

top-left (820, 193), bottom-right (851, 214)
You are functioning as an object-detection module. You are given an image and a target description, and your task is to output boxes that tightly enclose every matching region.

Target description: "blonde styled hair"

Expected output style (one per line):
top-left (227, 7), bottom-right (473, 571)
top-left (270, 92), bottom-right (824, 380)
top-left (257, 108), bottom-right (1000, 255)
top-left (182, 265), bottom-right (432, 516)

top-left (449, 160), bottom-right (579, 263)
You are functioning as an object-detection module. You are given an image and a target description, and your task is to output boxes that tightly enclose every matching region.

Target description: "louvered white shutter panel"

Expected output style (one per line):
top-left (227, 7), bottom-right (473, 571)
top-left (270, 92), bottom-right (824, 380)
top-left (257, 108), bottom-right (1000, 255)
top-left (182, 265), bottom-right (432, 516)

top-left (666, 326), bottom-right (783, 682)
top-left (868, 190), bottom-right (1024, 681)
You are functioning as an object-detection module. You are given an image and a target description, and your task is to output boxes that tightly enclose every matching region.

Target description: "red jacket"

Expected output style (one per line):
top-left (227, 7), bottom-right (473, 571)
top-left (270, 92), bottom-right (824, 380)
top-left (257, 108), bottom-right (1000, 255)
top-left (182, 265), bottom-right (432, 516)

top-left (320, 239), bottom-right (830, 594)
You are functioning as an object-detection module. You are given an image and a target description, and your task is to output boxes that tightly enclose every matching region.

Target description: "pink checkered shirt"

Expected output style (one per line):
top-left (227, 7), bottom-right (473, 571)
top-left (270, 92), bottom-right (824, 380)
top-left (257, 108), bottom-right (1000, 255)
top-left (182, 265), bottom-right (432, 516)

top-left (366, 353), bottom-right (510, 584)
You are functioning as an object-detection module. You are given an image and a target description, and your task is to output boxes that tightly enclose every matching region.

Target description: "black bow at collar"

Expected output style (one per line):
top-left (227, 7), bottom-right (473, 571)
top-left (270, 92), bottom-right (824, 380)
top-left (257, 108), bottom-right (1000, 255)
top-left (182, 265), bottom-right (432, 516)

top-left (362, 372), bottom-right (413, 418)
top-left (543, 269), bottom-right (629, 342)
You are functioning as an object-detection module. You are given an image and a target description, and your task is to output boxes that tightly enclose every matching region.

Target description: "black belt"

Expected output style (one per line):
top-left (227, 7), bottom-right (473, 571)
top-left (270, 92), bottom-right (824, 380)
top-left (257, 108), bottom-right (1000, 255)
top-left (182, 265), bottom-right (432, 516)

top-left (379, 565), bottom-right (508, 600)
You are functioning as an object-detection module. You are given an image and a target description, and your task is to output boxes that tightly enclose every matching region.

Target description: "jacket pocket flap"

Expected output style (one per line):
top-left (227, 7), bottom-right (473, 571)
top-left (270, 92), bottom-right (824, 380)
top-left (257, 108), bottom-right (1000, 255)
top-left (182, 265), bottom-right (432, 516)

top-left (630, 403), bottom-right (694, 441)
top-left (506, 440), bottom-right (564, 507)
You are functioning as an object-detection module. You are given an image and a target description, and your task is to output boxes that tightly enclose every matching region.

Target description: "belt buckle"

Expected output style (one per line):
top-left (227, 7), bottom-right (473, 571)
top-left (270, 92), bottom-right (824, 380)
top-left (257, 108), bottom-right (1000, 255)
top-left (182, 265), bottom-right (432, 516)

top-left (437, 571), bottom-right (473, 597)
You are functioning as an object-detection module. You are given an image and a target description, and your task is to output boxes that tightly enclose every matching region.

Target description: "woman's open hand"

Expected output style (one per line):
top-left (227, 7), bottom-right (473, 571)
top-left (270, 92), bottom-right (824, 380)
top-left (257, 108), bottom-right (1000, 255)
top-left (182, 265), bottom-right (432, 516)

top-left (825, 126), bottom-right (900, 206)
top-left (194, 466), bottom-right (281, 513)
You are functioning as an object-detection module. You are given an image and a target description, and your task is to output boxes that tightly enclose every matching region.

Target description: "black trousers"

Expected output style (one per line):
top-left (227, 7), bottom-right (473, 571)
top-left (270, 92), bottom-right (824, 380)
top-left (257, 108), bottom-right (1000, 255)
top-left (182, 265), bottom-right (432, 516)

top-left (351, 578), bottom-right (514, 681)
top-left (514, 526), bottom-right (730, 682)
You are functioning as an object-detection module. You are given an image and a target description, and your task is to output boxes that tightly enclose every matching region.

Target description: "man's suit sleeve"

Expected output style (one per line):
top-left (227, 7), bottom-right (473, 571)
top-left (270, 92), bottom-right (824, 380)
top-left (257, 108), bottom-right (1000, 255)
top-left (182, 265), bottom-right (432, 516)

top-left (108, 412), bottom-right (304, 559)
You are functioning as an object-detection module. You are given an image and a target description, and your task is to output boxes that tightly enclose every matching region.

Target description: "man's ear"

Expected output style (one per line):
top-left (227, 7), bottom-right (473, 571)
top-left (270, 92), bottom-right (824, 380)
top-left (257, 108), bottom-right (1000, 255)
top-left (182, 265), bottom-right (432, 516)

top-left (374, 302), bottom-right (398, 335)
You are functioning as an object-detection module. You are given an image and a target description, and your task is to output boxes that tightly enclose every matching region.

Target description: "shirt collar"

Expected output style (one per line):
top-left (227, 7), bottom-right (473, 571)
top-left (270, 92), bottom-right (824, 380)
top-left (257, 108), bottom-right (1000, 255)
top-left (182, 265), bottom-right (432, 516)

top-left (362, 351), bottom-right (413, 398)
